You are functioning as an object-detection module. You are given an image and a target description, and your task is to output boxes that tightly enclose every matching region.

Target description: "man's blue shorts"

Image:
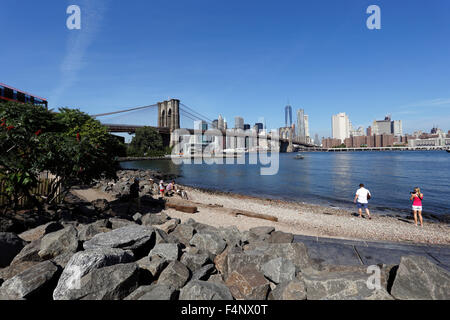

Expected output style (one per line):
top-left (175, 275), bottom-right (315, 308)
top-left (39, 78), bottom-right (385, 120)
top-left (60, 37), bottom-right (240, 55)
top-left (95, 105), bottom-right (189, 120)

top-left (357, 202), bottom-right (368, 209)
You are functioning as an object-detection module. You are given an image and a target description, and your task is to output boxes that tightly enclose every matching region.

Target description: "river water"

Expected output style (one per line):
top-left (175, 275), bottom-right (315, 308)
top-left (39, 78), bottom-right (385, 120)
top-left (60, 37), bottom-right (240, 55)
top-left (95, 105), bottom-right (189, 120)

top-left (121, 151), bottom-right (450, 220)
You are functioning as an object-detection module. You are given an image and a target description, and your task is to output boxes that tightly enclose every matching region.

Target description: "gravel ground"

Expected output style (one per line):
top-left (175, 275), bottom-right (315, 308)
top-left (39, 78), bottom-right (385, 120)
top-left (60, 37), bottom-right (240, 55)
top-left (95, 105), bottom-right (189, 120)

top-left (80, 185), bottom-right (450, 245)
top-left (166, 185), bottom-right (450, 245)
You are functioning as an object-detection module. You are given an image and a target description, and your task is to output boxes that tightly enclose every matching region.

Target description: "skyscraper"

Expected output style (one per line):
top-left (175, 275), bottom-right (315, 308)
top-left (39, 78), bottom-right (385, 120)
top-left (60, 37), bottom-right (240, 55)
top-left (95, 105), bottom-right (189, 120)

top-left (218, 115), bottom-right (224, 130)
top-left (234, 116), bottom-right (244, 130)
top-left (391, 120), bottom-right (403, 136)
top-left (297, 109), bottom-right (306, 143)
top-left (314, 133), bottom-right (320, 146)
top-left (285, 105), bottom-right (292, 127)
top-left (332, 112), bottom-right (351, 142)
top-left (304, 114), bottom-right (310, 138)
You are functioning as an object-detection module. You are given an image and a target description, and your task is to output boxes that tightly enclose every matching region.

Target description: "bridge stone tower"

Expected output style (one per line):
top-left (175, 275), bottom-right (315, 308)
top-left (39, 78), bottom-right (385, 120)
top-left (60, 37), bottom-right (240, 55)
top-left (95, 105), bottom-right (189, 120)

top-left (158, 99), bottom-right (180, 131)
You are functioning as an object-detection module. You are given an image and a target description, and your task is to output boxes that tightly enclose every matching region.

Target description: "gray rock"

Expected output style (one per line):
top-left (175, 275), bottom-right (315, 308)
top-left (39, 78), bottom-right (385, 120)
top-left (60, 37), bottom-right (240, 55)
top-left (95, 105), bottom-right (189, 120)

top-left (180, 251), bottom-right (211, 272)
top-left (249, 226), bottom-right (275, 237)
top-left (83, 225), bottom-right (155, 252)
top-left (192, 264), bottom-right (216, 281)
top-left (141, 213), bottom-right (169, 226)
top-left (180, 280), bottom-right (233, 300)
top-left (149, 243), bottom-right (180, 261)
top-left (303, 271), bottom-right (393, 300)
top-left (268, 278), bottom-right (307, 300)
top-left (0, 261), bottom-right (41, 281)
top-left (261, 257), bottom-right (296, 284)
top-left (158, 260), bottom-right (190, 290)
top-left (154, 228), bottom-right (180, 245)
top-left (58, 263), bottom-right (140, 300)
top-left (218, 226), bottom-right (242, 247)
top-left (391, 255), bottom-right (450, 300)
top-left (262, 243), bottom-right (315, 273)
top-left (155, 219), bottom-right (178, 234)
top-left (78, 220), bottom-right (111, 242)
top-left (132, 213), bottom-right (143, 224)
top-left (18, 222), bottom-right (64, 242)
top-left (38, 226), bottom-right (79, 260)
top-left (267, 231), bottom-right (294, 244)
top-left (109, 218), bottom-right (135, 230)
top-left (51, 252), bottom-right (76, 269)
top-left (0, 232), bottom-right (27, 267)
top-left (11, 239), bottom-right (42, 265)
top-left (207, 274), bottom-right (225, 284)
top-left (171, 224), bottom-right (195, 246)
top-left (0, 261), bottom-right (59, 300)
top-left (136, 255), bottom-right (168, 278)
top-left (190, 232), bottom-right (226, 256)
top-left (91, 199), bottom-right (110, 212)
top-left (53, 248), bottom-right (134, 300)
top-left (125, 284), bottom-right (177, 300)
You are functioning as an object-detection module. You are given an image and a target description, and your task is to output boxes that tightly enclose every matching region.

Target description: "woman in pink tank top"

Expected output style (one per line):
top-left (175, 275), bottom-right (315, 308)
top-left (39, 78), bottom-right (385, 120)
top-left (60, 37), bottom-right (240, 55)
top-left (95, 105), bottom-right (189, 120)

top-left (409, 187), bottom-right (424, 227)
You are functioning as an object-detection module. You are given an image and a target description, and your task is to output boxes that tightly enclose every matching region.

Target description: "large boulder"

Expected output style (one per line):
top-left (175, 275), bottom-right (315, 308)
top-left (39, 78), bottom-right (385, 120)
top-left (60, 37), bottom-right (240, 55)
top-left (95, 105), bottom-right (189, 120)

top-left (267, 231), bottom-right (294, 244)
top-left (171, 224), bottom-right (195, 246)
top-left (225, 264), bottom-right (270, 300)
top-left (191, 264), bottom-right (216, 281)
top-left (136, 255), bottom-right (168, 279)
top-left (303, 271), bottom-right (393, 300)
top-left (77, 220), bottom-right (111, 242)
top-left (0, 232), bottom-right (27, 267)
top-left (268, 277), bottom-right (307, 300)
top-left (181, 251), bottom-right (211, 272)
top-left (0, 261), bottom-right (60, 300)
top-left (10, 239), bottom-right (42, 265)
top-left (109, 218), bottom-right (135, 230)
top-left (0, 261), bottom-right (41, 282)
top-left (149, 243), bottom-right (180, 261)
top-left (141, 213), bottom-right (170, 226)
top-left (18, 222), bottom-right (64, 242)
top-left (38, 226), bottom-right (79, 260)
top-left (158, 260), bottom-right (190, 290)
top-left (56, 263), bottom-right (140, 300)
top-left (53, 248), bottom-right (134, 300)
top-left (83, 225), bottom-right (155, 255)
top-left (261, 257), bottom-right (296, 284)
top-left (218, 226), bottom-right (243, 247)
top-left (125, 284), bottom-right (177, 300)
top-left (190, 232), bottom-right (226, 256)
top-left (180, 280), bottom-right (233, 300)
top-left (154, 219), bottom-right (178, 234)
top-left (391, 255), bottom-right (450, 300)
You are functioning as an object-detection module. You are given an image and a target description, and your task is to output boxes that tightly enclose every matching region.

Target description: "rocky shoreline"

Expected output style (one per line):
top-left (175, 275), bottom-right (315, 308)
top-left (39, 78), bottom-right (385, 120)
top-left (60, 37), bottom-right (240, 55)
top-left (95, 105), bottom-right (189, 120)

top-left (0, 175), bottom-right (449, 300)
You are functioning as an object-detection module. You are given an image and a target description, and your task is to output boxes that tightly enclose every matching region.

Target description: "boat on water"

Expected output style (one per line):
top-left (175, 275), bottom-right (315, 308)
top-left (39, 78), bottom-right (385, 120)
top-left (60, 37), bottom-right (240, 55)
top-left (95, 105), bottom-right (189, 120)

top-left (447, 149), bottom-right (450, 153)
top-left (294, 154), bottom-right (305, 160)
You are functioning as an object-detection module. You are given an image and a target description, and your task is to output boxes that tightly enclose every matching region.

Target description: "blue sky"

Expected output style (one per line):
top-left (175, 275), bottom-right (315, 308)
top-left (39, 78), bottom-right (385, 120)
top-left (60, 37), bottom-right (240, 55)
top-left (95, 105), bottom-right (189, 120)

top-left (1, 0), bottom-right (450, 138)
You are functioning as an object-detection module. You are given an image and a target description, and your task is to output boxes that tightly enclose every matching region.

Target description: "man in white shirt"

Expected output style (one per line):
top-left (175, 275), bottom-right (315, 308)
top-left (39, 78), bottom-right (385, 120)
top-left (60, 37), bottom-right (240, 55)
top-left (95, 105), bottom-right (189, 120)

top-left (353, 183), bottom-right (372, 219)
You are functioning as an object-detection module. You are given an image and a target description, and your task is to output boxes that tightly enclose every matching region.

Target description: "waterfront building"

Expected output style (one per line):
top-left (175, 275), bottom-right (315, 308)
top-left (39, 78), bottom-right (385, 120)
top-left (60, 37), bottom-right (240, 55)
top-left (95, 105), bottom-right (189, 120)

top-left (224, 118), bottom-right (228, 130)
top-left (332, 112), bottom-right (351, 142)
top-left (366, 126), bottom-right (372, 136)
top-left (314, 133), bottom-right (320, 146)
top-left (255, 123), bottom-right (263, 132)
top-left (408, 131), bottom-right (450, 147)
top-left (0, 83), bottom-right (48, 108)
top-left (322, 138), bottom-right (342, 148)
top-left (391, 120), bottom-right (403, 136)
top-left (297, 109), bottom-right (306, 143)
top-left (212, 119), bottom-right (218, 129)
top-left (244, 124), bottom-right (250, 130)
top-left (304, 114), bottom-right (310, 141)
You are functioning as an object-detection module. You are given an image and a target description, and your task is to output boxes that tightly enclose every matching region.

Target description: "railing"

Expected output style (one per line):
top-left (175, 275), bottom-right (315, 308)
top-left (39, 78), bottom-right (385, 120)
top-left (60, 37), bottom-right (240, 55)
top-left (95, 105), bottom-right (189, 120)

top-left (0, 171), bottom-right (62, 208)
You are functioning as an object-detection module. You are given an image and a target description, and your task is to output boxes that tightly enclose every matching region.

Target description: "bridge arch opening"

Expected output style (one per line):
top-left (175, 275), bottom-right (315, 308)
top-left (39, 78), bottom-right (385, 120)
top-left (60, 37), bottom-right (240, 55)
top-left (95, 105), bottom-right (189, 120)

top-left (168, 108), bottom-right (172, 128)
top-left (161, 110), bottom-right (166, 127)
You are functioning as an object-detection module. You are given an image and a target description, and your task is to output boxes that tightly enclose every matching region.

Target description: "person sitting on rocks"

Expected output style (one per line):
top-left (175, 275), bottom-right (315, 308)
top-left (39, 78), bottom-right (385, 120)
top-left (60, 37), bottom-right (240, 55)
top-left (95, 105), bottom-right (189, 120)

top-left (127, 178), bottom-right (141, 213)
top-left (166, 181), bottom-right (175, 196)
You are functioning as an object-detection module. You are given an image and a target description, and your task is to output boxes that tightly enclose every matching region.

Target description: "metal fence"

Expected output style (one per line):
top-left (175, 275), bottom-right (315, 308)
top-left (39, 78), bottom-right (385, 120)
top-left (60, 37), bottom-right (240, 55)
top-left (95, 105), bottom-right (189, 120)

top-left (0, 171), bottom-right (61, 208)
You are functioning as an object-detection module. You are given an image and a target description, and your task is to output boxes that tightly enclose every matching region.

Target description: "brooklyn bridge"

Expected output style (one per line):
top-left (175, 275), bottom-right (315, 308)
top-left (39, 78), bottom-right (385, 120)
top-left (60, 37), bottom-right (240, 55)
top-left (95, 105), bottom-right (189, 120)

top-left (92, 99), bottom-right (316, 153)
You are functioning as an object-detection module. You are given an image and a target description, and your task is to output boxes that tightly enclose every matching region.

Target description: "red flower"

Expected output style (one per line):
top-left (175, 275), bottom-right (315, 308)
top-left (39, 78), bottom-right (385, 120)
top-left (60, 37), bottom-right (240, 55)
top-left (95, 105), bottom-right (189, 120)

top-left (76, 133), bottom-right (81, 141)
top-left (0, 119), bottom-right (5, 127)
top-left (6, 125), bottom-right (14, 131)
top-left (35, 129), bottom-right (42, 136)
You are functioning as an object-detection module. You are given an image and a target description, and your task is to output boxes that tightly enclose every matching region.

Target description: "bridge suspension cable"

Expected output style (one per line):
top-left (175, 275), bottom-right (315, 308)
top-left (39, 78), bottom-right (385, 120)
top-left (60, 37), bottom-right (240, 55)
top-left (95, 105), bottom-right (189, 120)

top-left (91, 104), bottom-right (158, 118)
top-left (180, 103), bottom-right (214, 123)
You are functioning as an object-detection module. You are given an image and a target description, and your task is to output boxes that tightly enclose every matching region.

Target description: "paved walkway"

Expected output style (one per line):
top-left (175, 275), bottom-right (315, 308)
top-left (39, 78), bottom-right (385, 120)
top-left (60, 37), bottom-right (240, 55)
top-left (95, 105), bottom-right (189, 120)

top-left (294, 235), bottom-right (450, 272)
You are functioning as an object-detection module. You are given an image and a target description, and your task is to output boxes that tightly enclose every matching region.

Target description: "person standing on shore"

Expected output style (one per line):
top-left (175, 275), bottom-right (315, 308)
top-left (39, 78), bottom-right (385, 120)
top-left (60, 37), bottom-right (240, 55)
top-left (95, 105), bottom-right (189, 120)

top-left (410, 187), bottom-right (424, 227)
top-left (159, 180), bottom-right (165, 198)
top-left (353, 183), bottom-right (372, 219)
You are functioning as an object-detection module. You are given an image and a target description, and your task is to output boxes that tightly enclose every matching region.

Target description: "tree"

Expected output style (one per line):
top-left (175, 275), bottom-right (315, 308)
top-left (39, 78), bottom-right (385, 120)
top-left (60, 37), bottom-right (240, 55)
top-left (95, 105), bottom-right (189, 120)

top-left (127, 126), bottom-right (167, 157)
top-left (0, 102), bottom-right (121, 210)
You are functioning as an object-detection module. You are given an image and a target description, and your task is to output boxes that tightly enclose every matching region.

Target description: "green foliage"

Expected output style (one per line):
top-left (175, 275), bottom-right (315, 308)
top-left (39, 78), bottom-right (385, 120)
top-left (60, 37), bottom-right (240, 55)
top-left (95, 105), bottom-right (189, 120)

top-left (332, 143), bottom-right (347, 149)
top-left (0, 101), bottom-right (120, 210)
top-left (127, 126), bottom-right (167, 157)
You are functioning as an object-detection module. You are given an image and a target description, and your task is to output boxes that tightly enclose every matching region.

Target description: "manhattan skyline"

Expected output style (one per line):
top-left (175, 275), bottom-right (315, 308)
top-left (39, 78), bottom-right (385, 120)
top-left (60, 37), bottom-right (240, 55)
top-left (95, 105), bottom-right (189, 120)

top-left (1, 0), bottom-right (450, 139)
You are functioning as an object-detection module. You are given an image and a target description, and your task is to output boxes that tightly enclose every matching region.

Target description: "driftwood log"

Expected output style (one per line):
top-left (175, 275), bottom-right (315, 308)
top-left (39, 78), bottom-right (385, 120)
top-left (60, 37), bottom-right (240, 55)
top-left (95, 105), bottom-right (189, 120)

top-left (230, 209), bottom-right (278, 222)
top-left (165, 199), bottom-right (198, 214)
